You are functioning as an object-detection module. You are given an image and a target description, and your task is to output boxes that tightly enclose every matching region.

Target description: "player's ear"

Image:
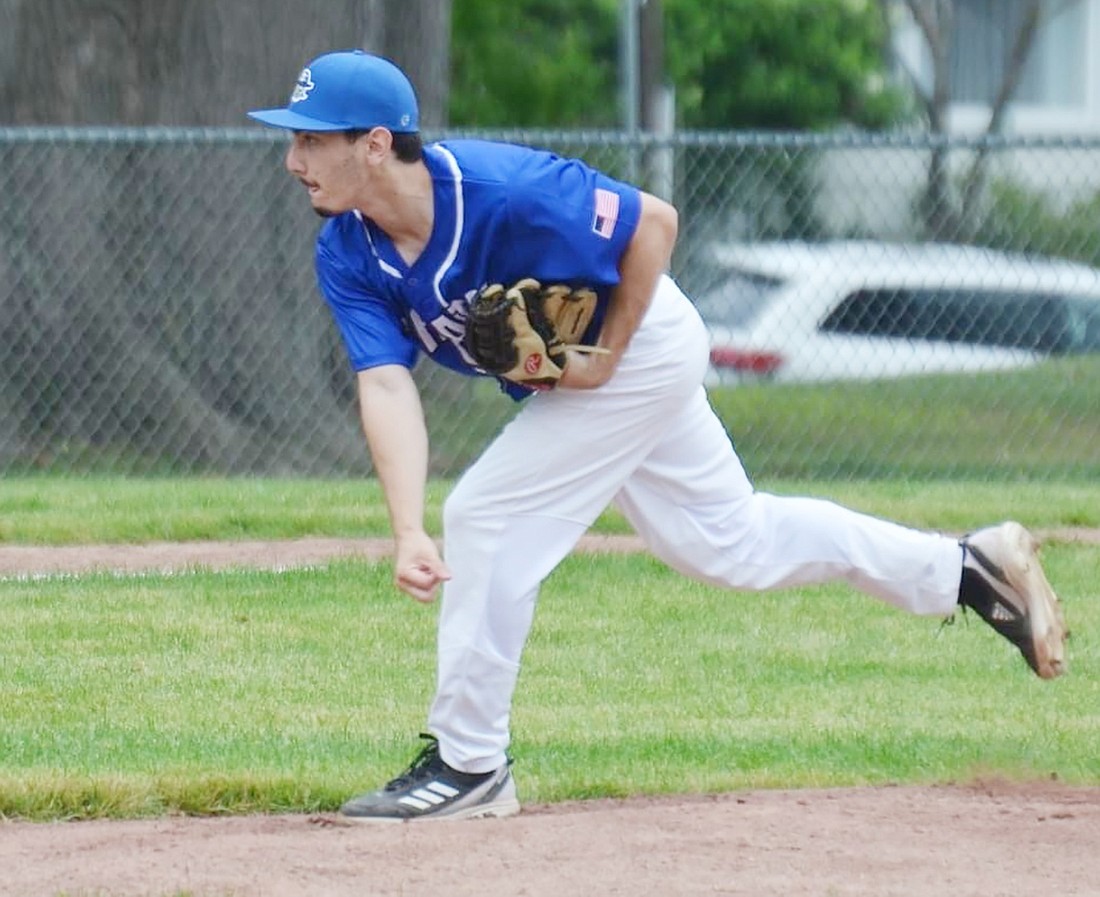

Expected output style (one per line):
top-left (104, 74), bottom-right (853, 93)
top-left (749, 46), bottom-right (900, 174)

top-left (361, 126), bottom-right (396, 162)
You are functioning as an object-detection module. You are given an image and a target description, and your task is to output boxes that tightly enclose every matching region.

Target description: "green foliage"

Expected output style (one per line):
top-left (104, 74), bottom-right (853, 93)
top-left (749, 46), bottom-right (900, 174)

top-left (973, 179), bottom-right (1100, 267)
top-left (449, 0), bottom-right (621, 126)
top-left (666, 0), bottom-right (903, 129)
top-left (449, 0), bottom-right (905, 129)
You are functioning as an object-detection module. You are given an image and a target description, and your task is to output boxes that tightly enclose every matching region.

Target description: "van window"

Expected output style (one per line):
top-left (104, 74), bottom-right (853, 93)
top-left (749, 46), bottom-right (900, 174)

top-left (820, 288), bottom-right (1100, 352)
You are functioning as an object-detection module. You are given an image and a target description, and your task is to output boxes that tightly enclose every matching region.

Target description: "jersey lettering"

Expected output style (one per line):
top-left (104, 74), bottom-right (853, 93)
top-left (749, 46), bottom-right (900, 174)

top-left (407, 309), bottom-right (439, 352)
top-left (408, 296), bottom-right (479, 366)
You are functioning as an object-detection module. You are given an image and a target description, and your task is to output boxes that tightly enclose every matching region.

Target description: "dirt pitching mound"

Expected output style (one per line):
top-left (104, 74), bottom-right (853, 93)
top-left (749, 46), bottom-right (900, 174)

top-left (3, 780), bottom-right (1099, 896)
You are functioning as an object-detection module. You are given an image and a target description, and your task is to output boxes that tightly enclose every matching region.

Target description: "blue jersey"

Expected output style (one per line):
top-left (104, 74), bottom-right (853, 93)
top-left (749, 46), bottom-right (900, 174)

top-left (315, 139), bottom-right (642, 398)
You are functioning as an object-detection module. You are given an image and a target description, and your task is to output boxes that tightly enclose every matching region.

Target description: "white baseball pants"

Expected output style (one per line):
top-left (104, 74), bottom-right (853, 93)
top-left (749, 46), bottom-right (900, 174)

top-left (429, 275), bottom-right (964, 773)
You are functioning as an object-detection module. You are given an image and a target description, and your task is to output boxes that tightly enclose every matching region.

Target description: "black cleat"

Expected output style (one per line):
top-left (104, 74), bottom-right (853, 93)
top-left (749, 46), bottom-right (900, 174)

top-left (340, 734), bottom-right (519, 823)
top-left (958, 522), bottom-right (1067, 679)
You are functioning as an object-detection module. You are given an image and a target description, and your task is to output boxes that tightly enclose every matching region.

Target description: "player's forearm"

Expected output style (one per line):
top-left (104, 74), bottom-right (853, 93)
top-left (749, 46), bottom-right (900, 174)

top-left (598, 192), bottom-right (679, 358)
top-left (356, 365), bottom-right (430, 540)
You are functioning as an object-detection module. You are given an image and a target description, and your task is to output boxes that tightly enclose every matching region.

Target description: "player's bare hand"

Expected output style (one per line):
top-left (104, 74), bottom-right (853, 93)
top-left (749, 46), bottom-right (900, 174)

top-left (558, 348), bottom-right (619, 390)
top-left (394, 531), bottom-right (452, 603)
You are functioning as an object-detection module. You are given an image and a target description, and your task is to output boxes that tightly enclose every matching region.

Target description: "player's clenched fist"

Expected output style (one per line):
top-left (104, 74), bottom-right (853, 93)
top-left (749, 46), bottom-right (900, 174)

top-left (394, 531), bottom-right (451, 603)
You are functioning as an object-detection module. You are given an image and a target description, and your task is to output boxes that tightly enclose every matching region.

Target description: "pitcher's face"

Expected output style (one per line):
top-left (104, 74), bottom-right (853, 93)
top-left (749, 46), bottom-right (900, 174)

top-left (284, 131), bottom-right (370, 218)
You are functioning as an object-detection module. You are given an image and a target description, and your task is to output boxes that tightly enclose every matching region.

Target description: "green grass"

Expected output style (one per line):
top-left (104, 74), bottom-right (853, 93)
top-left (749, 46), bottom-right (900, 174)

top-left (1, 475), bottom-right (1097, 820)
top-left (0, 477), bottom-right (444, 544)
top-left (452, 357), bottom-right (1100, 481)
top-left (2, 476), bottom-right (1099, 544)
top-left (707, 355), bottom-right (1100, 480)
top-left (12, 355), bottom-right (1099, 481)
top-left (1, 545), bottom-right (1097, 821)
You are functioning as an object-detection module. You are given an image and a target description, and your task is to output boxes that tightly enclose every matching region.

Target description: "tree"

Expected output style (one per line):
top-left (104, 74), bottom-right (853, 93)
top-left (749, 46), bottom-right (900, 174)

top-left (883, 0), bottom-right (1071, 238)
top-left (0, 0), bottom-right (453, 473)
top-left (0, 0), bottom-right (450, 126)
top-left (449, 0), bottom-right (903, 130)
top-left (449, 0), bottom-right (621, 127)
top-left (665, 0), bottom-right (905, 130)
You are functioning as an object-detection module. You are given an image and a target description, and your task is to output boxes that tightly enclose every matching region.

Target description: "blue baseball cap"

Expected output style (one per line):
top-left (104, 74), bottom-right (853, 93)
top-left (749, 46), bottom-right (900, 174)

top-left (248, 50), bottom-right (419, 133)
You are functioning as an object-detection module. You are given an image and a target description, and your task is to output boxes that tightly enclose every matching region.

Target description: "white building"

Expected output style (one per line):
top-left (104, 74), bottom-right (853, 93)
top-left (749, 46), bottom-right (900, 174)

top-left (892, 0), bottom-right (1100, 136)
top-left (813, 1), bottom-right (1100, 238)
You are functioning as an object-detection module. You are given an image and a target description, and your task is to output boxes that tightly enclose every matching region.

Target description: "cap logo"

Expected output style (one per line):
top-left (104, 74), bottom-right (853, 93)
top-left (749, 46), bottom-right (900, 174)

top-left (290, 68), bottom-right (315, 104)
top-left (400, 114), bottom-right (411, 128)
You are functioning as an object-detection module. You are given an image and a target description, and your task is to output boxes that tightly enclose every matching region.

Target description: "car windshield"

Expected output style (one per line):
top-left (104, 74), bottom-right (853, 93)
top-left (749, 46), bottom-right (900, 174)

top-left (691, 269), bottom-right (785, 330)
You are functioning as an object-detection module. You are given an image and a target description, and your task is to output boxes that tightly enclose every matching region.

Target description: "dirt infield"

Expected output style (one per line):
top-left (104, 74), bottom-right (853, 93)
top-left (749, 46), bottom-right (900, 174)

top-left (4, 781), bottom-right (1100, 896)
top-left (3, 534), bottom-right (1098, 896)
top-left (2, 528), bottom-right (1098, 578)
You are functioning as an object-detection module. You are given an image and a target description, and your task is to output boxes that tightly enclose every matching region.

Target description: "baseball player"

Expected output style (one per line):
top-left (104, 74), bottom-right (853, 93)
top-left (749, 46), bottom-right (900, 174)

top-left (248, 50), bottom-right (1067, 823)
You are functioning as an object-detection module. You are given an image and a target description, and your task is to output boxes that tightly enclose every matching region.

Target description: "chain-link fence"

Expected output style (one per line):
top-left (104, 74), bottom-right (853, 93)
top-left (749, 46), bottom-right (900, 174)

top-left (3, 127), bottom-right (1099, 480)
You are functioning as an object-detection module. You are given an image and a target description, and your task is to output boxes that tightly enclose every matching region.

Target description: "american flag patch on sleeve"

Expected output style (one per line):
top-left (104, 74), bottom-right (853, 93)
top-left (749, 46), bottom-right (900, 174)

top-left (592, 188), bottom-right (620, 239)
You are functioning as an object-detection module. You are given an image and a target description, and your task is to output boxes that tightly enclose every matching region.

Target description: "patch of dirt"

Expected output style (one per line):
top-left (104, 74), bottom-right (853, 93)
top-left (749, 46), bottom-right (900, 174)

top-left (2, 532), bottom-right (1098, 896)
top-left (1, 528), bottom-right (1097, 579)
top-left (3, 782), bottom-right (1100, 896)
top-left (0, 534), bottom-right (645, 578)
